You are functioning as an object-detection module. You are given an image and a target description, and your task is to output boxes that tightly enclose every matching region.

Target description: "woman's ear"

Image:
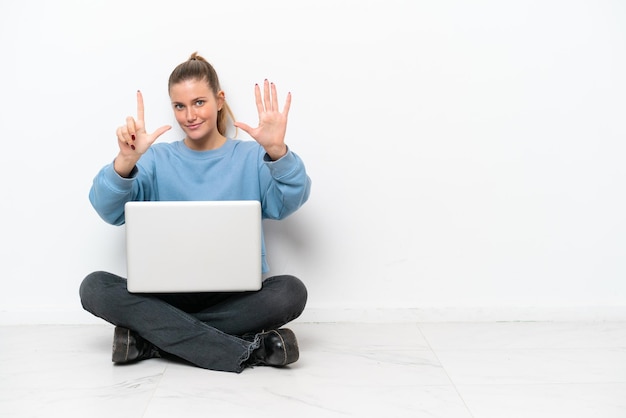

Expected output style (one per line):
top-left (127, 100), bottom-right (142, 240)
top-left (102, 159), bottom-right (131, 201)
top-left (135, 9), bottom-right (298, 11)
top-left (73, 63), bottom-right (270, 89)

top-left (217, 90), bottom-right (225, 111)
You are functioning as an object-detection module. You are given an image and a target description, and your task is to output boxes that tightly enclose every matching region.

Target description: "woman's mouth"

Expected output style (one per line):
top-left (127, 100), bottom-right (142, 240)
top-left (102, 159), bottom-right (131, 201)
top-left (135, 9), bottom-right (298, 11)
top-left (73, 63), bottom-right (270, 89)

top-left (186, 122), bottom-right (203, 130)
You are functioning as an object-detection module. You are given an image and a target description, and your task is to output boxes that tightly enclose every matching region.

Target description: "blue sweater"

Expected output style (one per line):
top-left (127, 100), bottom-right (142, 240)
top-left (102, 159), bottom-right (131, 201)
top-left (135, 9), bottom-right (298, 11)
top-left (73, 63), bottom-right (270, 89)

top-left (89, 139), bottom-right (311, 273)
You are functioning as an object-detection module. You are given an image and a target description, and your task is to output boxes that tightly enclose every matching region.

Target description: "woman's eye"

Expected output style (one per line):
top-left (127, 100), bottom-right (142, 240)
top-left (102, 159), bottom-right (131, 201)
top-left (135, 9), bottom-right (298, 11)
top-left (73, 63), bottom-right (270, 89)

top-left (174, 104), bottom-right (184, 110)
top-left (195, 100), bottom-right (205, 106)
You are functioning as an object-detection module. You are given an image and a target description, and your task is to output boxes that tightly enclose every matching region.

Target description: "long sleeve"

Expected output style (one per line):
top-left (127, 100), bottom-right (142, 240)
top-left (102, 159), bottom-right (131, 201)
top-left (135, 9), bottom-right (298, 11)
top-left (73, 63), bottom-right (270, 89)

top-left (259, 147), bottom-right (312, 220)
top-left (89, 163), bottom-right (138, 226)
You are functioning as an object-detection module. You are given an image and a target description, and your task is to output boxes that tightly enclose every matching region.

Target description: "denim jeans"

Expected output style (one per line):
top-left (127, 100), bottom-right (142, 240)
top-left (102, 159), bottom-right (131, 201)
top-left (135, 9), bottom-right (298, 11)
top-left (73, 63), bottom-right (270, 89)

top-left (79, 271), bottom-right (307, 373)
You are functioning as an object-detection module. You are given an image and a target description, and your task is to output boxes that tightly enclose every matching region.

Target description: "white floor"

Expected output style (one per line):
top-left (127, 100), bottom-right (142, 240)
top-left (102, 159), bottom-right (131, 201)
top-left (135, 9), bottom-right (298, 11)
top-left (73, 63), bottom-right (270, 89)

top-left (1, 321), bottom-right (625, 418)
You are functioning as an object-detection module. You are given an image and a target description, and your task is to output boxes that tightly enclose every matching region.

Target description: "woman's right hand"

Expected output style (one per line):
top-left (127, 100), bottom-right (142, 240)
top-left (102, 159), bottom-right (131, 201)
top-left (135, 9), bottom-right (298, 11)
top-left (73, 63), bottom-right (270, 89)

top-left (114, 90), bottom-right (171, 177)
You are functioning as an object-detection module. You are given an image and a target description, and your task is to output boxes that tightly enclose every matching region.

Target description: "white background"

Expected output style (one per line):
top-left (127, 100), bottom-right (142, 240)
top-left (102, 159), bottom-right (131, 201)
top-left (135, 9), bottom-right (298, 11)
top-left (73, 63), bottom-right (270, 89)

top-left (0, 0), bottom-right (624, 323)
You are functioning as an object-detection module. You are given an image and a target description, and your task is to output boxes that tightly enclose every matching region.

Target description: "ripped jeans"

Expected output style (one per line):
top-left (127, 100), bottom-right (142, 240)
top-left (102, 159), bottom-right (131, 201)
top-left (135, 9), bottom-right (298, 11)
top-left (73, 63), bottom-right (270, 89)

top-left (79, 271), bottom-right (307, 373)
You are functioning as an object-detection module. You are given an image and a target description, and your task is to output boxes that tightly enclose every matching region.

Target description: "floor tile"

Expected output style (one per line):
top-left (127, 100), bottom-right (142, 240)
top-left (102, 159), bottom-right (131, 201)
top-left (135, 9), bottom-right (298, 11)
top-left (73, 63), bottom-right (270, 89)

top-left (456, 383), bottom-right (626, 418)
top-left (295, 322), bottom-right (430, 351)
top-left (0, 325), bottom-right (166, 418)
top-left (145, 363), bottom-right (471, 418)
top-left (434, 347), bottom-right (626, 385)
top-left (419, 321), bottom-right (626, 350)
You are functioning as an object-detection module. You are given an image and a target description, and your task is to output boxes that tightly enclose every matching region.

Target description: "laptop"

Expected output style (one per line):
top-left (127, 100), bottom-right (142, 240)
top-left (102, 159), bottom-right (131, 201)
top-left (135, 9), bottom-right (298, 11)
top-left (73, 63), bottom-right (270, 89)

top-left (124, 200), bottom-right (263, 293)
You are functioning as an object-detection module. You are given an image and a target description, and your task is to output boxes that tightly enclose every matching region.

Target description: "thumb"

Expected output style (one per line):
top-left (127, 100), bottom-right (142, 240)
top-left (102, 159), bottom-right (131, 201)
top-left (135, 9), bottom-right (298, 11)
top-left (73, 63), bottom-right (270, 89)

top-left (233, 121), bottom-right (253, 136)
top-left (152, 125), bottom-right (172, 140)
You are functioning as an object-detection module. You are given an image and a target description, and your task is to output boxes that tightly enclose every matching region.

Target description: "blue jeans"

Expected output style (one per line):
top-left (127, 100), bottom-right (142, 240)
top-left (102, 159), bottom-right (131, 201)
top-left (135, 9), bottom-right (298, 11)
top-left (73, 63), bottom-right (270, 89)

top-left (79, 271), bottom-right (307, 373)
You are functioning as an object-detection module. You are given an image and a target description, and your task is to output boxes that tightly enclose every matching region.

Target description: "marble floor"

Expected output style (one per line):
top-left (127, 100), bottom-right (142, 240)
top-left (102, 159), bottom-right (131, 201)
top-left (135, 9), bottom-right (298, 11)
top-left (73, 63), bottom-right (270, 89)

top-left (1, 321), bottom-right (625, 418)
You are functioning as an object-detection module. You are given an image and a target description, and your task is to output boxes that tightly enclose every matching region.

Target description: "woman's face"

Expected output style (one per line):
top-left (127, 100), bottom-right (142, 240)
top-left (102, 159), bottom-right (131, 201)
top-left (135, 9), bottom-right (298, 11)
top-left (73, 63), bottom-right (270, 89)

top-left (170, 78), bottom-right (224, 149)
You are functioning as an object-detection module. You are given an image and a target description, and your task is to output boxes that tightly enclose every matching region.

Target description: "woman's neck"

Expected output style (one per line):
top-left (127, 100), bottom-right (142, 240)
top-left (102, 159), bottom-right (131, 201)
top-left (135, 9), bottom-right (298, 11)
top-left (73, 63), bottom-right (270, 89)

top-left (183, 133), bottom-right (227, 151)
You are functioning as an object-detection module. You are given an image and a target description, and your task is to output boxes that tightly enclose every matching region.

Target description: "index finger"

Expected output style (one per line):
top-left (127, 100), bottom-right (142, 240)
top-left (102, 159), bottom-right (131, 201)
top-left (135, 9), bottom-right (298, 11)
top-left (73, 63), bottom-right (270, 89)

top-left (136, 90), bottom-right (144, 123)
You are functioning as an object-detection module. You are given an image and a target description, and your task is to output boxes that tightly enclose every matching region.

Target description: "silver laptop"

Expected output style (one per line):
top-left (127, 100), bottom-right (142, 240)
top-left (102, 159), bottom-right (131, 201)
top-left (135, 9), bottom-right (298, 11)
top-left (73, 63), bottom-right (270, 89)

top-left (124, 200), bottom-right (262, 293)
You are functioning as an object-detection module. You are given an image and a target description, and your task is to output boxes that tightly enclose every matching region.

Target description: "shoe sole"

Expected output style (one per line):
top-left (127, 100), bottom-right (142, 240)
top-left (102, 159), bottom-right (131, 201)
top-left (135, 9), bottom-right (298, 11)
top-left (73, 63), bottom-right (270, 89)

top-left (112, 326), bottom-right (131, 363)
top-left (277, 328), bottom-right (299, 365)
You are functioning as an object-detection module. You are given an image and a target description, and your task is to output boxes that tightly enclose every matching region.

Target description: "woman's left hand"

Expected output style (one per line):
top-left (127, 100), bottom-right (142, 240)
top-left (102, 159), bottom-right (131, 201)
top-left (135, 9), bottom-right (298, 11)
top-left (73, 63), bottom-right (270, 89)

top-left (234, 79), bottom-right (291, 161)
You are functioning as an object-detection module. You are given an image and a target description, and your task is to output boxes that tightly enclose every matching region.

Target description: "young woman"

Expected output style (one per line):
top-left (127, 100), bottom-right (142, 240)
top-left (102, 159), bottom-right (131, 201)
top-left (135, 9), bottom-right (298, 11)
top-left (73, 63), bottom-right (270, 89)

top-left (79, 52), bottom-right (311, 373)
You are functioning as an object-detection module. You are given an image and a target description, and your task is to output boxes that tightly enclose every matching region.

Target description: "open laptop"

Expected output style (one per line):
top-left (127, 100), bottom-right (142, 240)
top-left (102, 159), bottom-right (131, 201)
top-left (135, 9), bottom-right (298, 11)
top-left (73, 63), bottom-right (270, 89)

top-left (124, 200), bottom-right (263, 293)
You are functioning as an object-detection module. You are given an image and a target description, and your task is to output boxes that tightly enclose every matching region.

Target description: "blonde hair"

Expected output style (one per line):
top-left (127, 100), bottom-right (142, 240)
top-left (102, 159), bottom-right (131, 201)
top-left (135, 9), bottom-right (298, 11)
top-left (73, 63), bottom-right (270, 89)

top-left (168, 52), bottom-right (235, 136)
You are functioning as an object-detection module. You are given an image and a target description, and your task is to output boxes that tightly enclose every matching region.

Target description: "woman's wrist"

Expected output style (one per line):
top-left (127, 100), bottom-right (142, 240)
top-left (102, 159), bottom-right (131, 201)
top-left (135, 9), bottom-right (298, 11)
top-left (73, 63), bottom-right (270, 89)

top-left (114, 153), bottom-right (140, 178)
top-left (265, 144), bottom-right (288, 161)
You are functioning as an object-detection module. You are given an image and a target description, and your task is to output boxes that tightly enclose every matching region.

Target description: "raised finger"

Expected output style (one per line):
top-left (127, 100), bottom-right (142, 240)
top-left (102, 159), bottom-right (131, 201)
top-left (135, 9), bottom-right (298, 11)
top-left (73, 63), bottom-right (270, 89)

top-left (263, 79), bottom-right (271, 111)
top-left (254, 83), bottom-right (263, 114)
top-left (270, 82), bottom-right (278, 112)
top-left (136, 90), bottom-right (145, 123)
top-left (282, 92), bottom-right (292, 116)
